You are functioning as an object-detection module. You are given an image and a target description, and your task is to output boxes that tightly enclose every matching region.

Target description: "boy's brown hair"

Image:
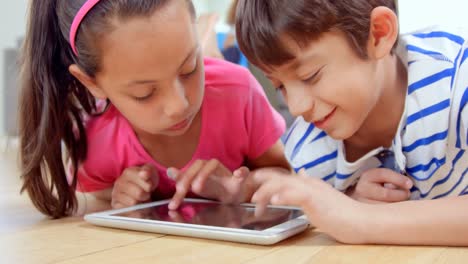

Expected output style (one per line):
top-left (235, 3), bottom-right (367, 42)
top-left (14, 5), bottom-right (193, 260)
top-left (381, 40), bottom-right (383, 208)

top-left (235, 0), bottom-right (397, 70)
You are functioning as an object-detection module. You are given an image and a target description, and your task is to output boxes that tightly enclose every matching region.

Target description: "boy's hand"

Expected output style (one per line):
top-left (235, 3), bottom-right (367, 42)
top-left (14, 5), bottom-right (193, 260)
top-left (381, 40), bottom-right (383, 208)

top-left (111, 164), bottom-right (159, 209)
top-left (168, 159), bottom-right (250, 210)
top-left (347, 168), bottom-right (413, 203)
top-left (251, 169), bottom-right (369, 244)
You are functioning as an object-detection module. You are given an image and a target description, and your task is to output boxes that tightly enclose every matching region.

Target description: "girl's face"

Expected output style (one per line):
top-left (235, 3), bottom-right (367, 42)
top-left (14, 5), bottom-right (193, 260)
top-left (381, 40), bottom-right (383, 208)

top-left (90, 0), bottom-right (204, 138)
top-left (266, 30), bottom-right (385, 140)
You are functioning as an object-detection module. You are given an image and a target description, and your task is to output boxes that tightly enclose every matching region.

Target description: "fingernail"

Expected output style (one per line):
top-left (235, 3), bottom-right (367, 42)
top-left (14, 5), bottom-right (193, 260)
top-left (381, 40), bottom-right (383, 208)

top-left (168, 201), bottom-right (176, 210)
top-left (167, 168), bottom-right (176, 180)
top-left (193, 180), bottom-right (202, 191)
top-left (271, 195), bottom-right (279, 204)
top-left (254, 206), bottom-right (264, 217)
top-left (406, 180), bottom-right (413, 188)
top-left (251, 193), bottom-right (257, 202)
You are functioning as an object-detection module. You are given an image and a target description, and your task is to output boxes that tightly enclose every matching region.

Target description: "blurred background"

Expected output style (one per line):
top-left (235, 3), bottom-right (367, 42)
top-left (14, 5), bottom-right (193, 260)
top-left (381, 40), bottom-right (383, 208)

top-left (1, 0), bottom-right (468, 137)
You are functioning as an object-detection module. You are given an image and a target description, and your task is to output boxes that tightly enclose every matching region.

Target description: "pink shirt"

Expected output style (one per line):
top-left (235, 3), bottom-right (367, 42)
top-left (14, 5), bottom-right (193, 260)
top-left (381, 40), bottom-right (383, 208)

top-left (76, 58), bottom-right (286, 198)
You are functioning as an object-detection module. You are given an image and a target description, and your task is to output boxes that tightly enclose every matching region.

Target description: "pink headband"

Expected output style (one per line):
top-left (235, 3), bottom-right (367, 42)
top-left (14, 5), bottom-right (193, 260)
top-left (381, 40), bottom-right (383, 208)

top-left (69, 0), bottom-right (102, 56)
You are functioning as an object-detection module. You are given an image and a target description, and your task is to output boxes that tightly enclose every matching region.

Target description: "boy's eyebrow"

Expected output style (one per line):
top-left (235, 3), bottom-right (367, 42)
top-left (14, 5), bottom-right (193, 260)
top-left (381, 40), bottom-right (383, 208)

top-left (127, 45), bottom-right (199, 87)
top-left (264, 53), bottom-right (319, 79)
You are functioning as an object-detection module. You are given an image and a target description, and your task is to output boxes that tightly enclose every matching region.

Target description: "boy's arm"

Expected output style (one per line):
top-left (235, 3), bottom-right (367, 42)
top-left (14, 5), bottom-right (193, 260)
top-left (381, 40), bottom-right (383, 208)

top-left (359, 195), bottom-right (468, 246)
top-left (243, 139), bottom-right (292, 201)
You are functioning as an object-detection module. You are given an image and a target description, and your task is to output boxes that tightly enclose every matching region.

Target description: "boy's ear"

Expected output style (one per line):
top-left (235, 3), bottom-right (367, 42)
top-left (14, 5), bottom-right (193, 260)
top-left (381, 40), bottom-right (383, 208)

top-left (68, 64), bottom-right (108, 100)
top-left (367, 6), bottom-right (399, 59)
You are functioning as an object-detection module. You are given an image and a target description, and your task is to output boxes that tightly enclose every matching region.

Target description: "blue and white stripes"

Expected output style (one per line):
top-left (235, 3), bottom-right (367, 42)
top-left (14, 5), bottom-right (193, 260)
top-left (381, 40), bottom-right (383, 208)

top-left (284, 27), bottom-right (468, 199)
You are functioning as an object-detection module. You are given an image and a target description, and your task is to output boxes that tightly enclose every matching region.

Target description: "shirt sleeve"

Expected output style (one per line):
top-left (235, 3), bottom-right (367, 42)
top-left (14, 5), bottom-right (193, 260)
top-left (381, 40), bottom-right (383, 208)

top-left (244, 72), bottom-right (286, 159)
top-left (452, 42), bottom-right (468, 150)
top-left (75, 161), bottom-right (118, 192)
top-left (74, 117), bottom-right (122, 193)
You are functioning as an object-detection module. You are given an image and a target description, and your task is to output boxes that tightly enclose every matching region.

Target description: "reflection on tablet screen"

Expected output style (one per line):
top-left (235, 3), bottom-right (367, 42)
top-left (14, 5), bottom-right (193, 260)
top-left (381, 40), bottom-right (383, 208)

top-left (112, 202), bottom-right (303, 231)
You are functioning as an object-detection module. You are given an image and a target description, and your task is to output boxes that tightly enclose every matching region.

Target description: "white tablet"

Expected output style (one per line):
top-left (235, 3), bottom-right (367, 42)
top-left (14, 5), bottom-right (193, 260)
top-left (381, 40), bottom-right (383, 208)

top-left (84, 198), bottom-right (310, 245)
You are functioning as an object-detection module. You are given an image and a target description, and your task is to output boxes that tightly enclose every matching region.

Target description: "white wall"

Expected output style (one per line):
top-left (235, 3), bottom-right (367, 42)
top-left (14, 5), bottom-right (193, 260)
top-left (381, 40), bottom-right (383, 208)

top-left (0, 1), bottom-right (28, 135)
top-left (0, 0), bottom-right (468, 135)
top-left (399, 0), bottom-right (468, 33)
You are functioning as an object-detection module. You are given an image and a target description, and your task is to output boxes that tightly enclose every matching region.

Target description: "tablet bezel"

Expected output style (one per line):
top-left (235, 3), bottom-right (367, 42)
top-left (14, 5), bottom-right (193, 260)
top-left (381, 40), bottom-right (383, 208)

top-left (84, 198), bottom-right (310, 245)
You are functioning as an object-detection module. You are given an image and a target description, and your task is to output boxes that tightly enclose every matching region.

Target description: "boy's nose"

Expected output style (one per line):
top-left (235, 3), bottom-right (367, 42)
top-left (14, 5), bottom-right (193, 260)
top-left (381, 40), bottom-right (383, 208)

top-left (286, 90), bottom-right (314, 118)
top-left (164, 80), bottom-right (189, 118)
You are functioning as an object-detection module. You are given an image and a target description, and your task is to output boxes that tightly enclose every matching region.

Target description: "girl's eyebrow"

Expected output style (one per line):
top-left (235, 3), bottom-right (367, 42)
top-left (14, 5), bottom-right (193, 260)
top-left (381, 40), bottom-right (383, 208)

top-left (126, 45), bottom-right (200, 87)
top-left (178, 44), bottom-right (199, 71)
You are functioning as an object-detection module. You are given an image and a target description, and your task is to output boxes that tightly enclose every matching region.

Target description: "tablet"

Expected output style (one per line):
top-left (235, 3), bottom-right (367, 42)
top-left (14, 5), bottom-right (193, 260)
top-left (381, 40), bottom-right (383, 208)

top-left (84, 198), bottom-right (310, 245)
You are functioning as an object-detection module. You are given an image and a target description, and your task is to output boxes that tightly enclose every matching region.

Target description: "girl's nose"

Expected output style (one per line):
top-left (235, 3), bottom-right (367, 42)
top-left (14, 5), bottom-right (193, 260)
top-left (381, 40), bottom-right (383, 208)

top-left (164, 79), bottom-right (189, 118)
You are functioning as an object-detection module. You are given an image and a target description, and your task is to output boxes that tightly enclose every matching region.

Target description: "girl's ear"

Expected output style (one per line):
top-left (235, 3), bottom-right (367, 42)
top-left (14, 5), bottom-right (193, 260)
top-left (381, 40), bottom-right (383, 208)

top-left (69, 64), bottom-right (107, 99)
top-left (366, 6), bottom-right (399, 59)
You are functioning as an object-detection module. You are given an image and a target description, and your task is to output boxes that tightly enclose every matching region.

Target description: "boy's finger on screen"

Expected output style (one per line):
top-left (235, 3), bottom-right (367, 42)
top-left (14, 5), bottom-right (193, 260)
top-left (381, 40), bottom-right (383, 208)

top-left (270, 186), bottom-right (305, 207)
top-left (252, 181), bottom-right (282, 216)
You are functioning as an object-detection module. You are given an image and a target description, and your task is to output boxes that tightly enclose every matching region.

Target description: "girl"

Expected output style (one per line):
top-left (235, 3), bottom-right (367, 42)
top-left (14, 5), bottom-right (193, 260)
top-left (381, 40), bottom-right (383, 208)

top-left (19, 0), bottom-right (289, 218)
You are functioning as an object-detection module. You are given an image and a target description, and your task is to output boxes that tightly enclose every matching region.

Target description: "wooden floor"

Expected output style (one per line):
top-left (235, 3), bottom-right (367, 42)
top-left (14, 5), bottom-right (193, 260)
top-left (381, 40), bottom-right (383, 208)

top-left (1, 137), bottom-right (468, 264)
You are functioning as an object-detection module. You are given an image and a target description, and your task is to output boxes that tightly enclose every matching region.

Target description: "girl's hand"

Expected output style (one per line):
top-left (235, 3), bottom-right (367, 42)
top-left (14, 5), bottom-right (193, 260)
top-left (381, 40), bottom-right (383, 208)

top-left (251, 169), bottom-right (369, 244)
top-left (111, 164), bottom-right (159, 209)
top-left (346, 168), bottom-right (413, 204)
top-left (168, 159), bottom-right (250, 210)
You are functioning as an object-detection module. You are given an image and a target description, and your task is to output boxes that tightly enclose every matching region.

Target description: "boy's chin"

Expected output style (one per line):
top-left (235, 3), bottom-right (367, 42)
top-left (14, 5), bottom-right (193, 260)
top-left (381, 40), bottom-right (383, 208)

top-left (325, 128), bottom-right (354, 141)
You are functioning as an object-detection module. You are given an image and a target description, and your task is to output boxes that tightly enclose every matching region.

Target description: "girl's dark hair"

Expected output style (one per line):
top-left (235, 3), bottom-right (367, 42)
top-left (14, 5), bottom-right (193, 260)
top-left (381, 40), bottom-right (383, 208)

top-left (235, 0), bottom-right (397, 70)
top-left (19, 0), bottom-right (195, 218)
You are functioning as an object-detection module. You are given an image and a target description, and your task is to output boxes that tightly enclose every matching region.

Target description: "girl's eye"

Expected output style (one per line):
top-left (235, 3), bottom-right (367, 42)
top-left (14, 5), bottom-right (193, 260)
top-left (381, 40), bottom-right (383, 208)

top-left (181, 61), bottom-right (198, 77)
top-left (134, 91), bottom-right (153, 102)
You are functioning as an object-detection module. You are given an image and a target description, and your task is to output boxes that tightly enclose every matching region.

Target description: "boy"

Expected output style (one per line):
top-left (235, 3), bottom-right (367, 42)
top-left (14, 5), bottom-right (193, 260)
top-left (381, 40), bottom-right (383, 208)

top-left (235, 0), bottom-right (468, 245)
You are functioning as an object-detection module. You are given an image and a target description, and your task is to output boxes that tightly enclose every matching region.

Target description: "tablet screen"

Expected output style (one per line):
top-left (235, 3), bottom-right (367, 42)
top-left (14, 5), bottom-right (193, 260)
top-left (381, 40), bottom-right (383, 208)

top-left (112, 201), bottom-right (303, 231)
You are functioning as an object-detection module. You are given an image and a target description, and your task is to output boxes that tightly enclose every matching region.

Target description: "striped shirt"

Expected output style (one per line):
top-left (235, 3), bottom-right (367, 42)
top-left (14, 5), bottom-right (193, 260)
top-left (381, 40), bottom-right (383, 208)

top-left (284, 27), bottom-right (468, 200)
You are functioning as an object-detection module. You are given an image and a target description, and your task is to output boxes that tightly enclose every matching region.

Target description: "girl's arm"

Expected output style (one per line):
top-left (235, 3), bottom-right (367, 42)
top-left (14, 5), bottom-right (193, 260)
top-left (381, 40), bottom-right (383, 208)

top-left (86, 188), bottom-right (112, 201)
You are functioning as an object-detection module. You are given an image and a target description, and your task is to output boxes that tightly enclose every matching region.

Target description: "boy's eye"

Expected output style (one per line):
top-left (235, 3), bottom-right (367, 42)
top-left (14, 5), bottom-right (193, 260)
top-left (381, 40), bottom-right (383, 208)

top-left (275, 85), bottom-right (285, 91)
top-left (275, 85), bottom-right (287, 98)
top-left (302, 66), bottom-right (325, 83)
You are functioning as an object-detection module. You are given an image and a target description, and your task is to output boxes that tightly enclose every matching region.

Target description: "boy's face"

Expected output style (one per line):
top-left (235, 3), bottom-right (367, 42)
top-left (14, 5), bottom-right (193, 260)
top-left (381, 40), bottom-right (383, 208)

top-left (266, 30), bottom-right (384, 140)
